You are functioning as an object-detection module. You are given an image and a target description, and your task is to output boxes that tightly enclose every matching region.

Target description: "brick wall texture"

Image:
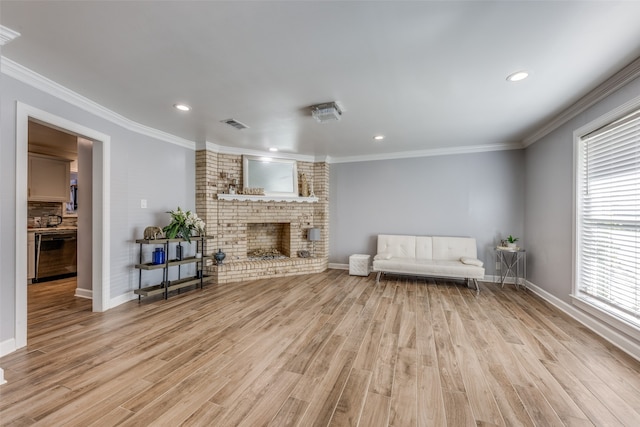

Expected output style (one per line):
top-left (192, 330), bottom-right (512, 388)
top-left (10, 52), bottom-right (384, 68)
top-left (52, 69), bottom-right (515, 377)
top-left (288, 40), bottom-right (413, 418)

top-left (195, 150), bottom-right (329, 284)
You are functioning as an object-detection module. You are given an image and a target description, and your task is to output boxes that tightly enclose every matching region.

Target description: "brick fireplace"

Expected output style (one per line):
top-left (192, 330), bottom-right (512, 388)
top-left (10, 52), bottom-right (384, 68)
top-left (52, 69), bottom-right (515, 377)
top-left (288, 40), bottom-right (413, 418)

top-left (195, 150), bottom-right (329, 284)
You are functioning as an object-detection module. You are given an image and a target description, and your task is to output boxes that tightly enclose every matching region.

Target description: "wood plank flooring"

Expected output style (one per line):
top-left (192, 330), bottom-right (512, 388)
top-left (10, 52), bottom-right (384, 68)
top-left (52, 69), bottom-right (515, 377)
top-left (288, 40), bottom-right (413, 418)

top-left (2, 271), bottom-right (640, 426)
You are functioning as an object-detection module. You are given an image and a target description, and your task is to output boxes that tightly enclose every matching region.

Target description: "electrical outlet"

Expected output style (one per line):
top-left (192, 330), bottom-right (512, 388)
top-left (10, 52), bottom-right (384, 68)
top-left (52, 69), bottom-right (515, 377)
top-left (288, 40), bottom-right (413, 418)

top-left (141, 199), bottom-right (147, 209)
top-left (495, 261), bottom-right (501, 270)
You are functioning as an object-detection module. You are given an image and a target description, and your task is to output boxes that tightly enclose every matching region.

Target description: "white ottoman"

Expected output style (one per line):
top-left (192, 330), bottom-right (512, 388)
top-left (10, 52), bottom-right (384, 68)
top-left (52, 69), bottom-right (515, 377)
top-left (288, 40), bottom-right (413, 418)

top-left (349, 254), bottom-right (370, 276)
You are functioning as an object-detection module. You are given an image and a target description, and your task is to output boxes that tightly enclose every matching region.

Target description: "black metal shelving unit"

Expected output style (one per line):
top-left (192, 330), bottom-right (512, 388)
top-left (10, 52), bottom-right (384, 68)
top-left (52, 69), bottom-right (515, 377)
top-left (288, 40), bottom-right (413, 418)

top-left (134, 236), bottom-right (214, 300)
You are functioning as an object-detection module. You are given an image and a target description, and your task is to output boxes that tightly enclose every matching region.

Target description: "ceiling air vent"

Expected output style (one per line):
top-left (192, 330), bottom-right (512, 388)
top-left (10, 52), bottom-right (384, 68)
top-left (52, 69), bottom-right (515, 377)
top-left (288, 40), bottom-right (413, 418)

top-left (310, 102), bottom-right (342, 123)
top-left (221, 119), bottom-right (249, 130)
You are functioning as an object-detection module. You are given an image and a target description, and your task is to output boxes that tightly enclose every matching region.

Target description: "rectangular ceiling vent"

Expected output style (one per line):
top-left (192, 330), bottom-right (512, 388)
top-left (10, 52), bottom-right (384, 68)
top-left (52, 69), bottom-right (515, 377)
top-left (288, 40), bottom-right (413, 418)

top-left (310, 102), bottom-right (342, 123)
top-left (221, 119), bottom-right (249, 130)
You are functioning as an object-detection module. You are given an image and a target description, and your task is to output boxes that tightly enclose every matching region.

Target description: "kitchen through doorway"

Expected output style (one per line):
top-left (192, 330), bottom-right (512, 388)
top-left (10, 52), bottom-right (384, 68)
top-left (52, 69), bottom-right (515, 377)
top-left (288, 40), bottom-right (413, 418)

top-left (26, 119), bottom-right (94, 329)
top-left (28, 121), bottom-right (77, 283)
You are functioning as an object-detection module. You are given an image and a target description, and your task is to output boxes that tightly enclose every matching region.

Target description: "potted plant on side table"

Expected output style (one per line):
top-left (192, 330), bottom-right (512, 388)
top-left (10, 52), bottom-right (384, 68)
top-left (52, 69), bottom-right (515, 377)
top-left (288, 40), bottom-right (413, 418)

top-left (506, 235), bottom-right (519, 250)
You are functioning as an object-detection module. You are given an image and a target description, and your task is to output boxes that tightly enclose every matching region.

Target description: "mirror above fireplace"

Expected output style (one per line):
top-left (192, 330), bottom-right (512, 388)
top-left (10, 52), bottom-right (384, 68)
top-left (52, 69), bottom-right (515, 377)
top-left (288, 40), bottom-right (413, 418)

top-left (243, 155), bottom-right (298, 197)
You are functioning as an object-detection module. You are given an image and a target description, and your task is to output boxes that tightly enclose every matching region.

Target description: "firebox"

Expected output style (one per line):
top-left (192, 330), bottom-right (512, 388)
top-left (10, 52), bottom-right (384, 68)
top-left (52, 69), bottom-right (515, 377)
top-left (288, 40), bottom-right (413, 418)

top-left (246, 222), bottom-right (291, 259)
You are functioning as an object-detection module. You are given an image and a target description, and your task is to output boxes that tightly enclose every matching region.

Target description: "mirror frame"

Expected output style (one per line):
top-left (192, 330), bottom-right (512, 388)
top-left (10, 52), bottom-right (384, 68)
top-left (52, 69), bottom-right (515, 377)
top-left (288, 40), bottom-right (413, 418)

top-left (242, 155), bottom-right (299, 197)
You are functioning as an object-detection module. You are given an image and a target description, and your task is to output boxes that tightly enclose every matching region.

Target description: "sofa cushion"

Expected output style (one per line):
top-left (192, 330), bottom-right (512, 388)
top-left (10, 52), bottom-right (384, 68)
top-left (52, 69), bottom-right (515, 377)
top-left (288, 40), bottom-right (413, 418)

top-left (373, 258), bottom-right (484, 279)
top-left (415, 236), bottom-right (433, 260)
top-left (377, 235), bottom-right (416, 259)
top-left (374, 252), bottom-right (392, 260)
top-left (460, 256), bottom-right (483, 267)
top-left (432, 236), bottom-right (478, 261)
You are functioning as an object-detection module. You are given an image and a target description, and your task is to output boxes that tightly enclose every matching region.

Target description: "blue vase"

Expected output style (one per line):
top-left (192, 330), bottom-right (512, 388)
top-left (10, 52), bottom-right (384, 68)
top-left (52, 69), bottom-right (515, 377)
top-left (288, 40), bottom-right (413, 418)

top-left (214, 248), bottom-right (226, 264)
top-left (152, 248), bottom-right (165, 265)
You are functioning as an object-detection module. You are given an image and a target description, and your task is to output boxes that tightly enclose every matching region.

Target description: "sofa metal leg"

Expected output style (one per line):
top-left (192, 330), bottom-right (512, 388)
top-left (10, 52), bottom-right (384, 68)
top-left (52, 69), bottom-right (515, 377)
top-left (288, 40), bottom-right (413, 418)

top-left (376, 271), bottom-right (382, 284)
top-left (473, 278), bottom-right (480, 294)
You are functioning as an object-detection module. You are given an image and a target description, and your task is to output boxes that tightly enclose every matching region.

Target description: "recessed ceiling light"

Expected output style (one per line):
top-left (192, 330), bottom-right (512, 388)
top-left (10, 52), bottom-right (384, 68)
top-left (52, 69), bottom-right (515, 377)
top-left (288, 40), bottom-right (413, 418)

top-left (174, 103), bottom-right (191, 111)
top-left (506, 71), bottom-right (529, 82)
top-left (269, 147), bottom-right (278, 152)
top-left (373, 135), bottom-right (385, 141)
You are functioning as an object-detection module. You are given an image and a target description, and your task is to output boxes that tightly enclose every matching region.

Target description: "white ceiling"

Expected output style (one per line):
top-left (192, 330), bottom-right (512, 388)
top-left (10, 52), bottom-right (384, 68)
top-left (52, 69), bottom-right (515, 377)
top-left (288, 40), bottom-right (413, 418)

top-left (3, 1), bottom-right (640, 160)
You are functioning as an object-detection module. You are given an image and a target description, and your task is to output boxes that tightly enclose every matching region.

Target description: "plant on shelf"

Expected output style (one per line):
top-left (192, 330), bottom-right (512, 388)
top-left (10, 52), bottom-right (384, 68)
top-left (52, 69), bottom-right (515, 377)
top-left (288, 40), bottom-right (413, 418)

top-left (163, 207), bottom-right (205, 242)
top-left (506, 235), bottom-right (519, 248)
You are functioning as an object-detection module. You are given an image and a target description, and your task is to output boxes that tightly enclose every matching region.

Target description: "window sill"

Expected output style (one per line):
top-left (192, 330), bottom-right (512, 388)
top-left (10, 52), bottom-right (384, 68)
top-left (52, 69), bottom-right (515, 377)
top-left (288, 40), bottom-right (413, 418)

top-left (571, 294), bottom-right (640, 342)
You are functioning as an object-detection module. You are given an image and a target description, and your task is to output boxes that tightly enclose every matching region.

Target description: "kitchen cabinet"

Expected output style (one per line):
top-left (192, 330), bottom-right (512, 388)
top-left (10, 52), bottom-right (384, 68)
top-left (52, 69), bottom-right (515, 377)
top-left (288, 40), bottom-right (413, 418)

top-left (28, 231), bottom-right (35, 281)
top-left (28, 154), bottom-right (71, 202)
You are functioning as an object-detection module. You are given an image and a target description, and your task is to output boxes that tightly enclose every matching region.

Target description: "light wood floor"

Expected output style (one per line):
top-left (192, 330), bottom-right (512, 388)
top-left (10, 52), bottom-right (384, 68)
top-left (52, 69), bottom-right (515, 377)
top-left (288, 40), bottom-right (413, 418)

top-left (2, 271), bottom-right (640, 426)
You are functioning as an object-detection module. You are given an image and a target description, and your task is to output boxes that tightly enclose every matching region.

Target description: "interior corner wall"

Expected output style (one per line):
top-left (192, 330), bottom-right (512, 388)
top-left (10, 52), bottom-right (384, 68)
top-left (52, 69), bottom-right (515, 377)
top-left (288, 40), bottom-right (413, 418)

top-left (524, 75), bottom-right (640, 305)
top-left (0, 72), bottom-right (196, 351)
top-left (329, 150), bottom-right (525, 270)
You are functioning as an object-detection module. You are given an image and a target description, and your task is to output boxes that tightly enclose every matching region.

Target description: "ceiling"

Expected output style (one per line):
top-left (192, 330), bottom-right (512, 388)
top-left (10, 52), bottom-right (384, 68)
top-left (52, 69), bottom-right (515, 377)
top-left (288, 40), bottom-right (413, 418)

top-left (3, 1), bottom-right (640, 161)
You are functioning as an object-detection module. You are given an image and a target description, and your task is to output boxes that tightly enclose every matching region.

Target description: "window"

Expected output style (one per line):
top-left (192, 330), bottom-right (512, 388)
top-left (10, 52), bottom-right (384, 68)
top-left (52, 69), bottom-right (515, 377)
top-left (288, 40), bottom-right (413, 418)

top-left (575, 108), bottom-right (640, 332)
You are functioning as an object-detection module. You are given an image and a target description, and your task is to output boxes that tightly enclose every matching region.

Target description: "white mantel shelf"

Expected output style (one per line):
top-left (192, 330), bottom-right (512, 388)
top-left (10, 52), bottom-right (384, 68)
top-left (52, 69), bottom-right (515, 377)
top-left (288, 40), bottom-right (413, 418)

top-left (217, 194), bottom-right (319, 203)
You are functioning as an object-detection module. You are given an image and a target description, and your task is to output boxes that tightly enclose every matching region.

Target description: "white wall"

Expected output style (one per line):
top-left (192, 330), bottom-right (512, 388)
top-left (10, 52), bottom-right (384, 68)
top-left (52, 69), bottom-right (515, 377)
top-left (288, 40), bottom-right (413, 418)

top-left (329, 150), bottom-right (525, 271)
top-left (0, 72), bottom-right (196, 350)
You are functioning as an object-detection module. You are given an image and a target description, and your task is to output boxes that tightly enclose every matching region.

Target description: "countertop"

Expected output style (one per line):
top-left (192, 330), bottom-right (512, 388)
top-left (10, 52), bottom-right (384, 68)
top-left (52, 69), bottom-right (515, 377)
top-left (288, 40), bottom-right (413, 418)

top-left (28, 226), bottom-right (78, 234)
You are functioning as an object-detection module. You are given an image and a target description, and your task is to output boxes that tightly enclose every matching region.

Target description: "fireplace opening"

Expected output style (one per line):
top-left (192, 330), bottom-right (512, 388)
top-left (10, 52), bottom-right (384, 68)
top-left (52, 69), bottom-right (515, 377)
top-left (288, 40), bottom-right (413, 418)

top-left (246, 223), bottom-right (291, 260)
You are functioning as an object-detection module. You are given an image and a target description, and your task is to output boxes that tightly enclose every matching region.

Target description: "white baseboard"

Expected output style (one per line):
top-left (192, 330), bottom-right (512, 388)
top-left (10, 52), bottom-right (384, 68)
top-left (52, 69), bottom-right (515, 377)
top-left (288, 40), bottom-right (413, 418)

top-left (0, 367), bottom-right (6, 385)
top-left (525, 279), bottom-right (640, 362)
top-left (328, 263), bottom-right (349, 270)
top-left (109, 291), bottom-right (137, 309)
top-left (74, 288), bottom-right (93, 299)
top-left (0, 338), bottom-right (16, 358)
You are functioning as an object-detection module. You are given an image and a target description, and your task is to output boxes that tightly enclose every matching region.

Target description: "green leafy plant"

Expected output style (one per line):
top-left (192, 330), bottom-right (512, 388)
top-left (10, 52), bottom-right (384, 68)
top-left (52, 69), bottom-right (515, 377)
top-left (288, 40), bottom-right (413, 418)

top-left (506, 235), bottom-right (519, 244)
top-left (163, 207), bottom-right (205, 242)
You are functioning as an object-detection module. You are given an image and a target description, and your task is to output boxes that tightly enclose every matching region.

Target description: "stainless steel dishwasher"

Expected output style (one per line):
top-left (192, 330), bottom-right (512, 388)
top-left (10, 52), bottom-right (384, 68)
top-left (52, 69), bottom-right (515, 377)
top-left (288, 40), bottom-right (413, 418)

top-left (35, 230), bottom-right (77, 281)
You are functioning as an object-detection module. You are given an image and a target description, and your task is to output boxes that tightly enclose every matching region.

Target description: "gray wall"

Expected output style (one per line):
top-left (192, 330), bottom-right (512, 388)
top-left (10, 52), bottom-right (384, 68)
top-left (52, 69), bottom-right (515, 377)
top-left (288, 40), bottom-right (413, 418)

top-left (329, 150), bottom-right (525, 270)
top-left (524, 75), bottom-right (640, 304)
top-left (77, 138), bottom-right (93, 291)
top-left (1, 73), bottom-right (196, 346)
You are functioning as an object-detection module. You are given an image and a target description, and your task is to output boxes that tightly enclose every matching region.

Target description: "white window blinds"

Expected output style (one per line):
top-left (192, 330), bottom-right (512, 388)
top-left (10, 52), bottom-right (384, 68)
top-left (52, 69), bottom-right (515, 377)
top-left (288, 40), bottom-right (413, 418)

top-left (577, 109), bottom-right (640, 326)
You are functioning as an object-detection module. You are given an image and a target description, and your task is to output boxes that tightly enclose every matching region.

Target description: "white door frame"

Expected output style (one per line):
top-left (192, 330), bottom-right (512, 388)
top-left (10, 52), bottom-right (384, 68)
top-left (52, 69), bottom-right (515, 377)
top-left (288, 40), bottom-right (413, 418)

top-left (14, 102), bottom-right (111, 349)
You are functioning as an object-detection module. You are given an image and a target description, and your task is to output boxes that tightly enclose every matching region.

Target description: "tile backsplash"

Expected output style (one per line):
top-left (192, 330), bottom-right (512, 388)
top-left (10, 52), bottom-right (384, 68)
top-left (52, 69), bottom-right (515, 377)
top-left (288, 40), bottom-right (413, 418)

top-left (28, 201), bottom-right (62, 218)
top-left (28, 202), bottom-right (77, 227)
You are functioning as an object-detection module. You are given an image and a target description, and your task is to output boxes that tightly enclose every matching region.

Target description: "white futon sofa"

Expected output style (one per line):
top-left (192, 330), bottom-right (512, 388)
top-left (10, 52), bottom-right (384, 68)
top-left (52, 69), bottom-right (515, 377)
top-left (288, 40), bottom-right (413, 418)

top-left (372, 234), bottom-right (484, 292)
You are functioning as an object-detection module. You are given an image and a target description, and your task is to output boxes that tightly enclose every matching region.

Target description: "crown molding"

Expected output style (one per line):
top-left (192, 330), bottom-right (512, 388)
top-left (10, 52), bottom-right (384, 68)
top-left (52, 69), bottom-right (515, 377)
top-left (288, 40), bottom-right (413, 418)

top-left (2, 56), bottom-right (526, 163)
top-left (0, 25), bottom-right (21, 46)
top-left (328, 142), bottom-right (523, 164)
top-left (198, 140), bottom-right (317, 163)
top-left (523, 56), bottom-right (640, 147)
top-left (193, 142), bottom-right (519, 165)
top-left (1, 56), bottom-right (195, 149)
top-left (313, 155), bottom-right (333, 163)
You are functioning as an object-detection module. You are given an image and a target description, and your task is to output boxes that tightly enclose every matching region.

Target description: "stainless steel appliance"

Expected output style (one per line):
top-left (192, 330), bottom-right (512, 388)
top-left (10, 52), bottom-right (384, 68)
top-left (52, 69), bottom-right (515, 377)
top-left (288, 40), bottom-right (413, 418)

top-left (35, 230), bottom-right (77, 281)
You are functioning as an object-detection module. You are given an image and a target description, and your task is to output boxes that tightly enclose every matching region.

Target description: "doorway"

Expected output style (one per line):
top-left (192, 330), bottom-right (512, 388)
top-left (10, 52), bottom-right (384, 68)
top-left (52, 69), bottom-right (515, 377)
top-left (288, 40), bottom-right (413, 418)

top-left (14, 102), bottom-right (111, 349)
top-left (27, 121), bottom-right (80, 285)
